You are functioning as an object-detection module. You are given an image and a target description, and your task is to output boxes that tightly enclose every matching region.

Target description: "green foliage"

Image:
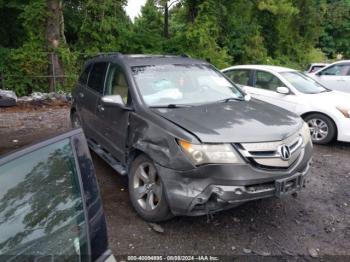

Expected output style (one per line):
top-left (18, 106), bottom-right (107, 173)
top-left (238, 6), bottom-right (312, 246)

top-left (77, 0), bottom-right (131, 53)
top-left (0, 0), bottom-right (349, 95)
top-left (318, 0), bottom-right (350, 58)
top-left (171, 0), bottom-right (231, 67)
top-left (131, 0), bottom-right (164, 53)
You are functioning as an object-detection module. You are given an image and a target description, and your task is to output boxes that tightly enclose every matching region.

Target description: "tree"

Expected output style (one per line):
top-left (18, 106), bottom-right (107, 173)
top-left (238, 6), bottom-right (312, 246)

top-left (131, 0), bottom-right (164, 53)
top-left (171, 0), bottom-right (231, 67)
top-left (157, 0), bottom-right (181, 38)
top-left (319, 0), bottom-right (350, 58)
top-left (46, 0), bottom-right (66, 92)
top-left (77, 0), bottom-right (131, 53)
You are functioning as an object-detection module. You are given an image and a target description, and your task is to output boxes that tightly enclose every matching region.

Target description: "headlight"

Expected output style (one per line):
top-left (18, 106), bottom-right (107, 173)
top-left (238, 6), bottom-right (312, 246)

top-left (300, 122), bottom-right (311, 145)
top-left (178, 140), bottom-right (244, 165)
top-left (336, 106), bottom-right (350, 118)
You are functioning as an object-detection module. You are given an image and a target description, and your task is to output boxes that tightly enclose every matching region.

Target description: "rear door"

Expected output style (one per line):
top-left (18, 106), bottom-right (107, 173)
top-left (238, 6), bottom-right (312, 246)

top-left (223, 69), bottom-right (254, 94)
top-left (314, 63), bottom-right (350, 92)
top-left (74, 64), bottom-right (92, 121)
top-left (95, 63), bottom-right (131, 163)
top-left (0, 130), bottom-right (110, 261)
top-left (80, 62), bottom-right (109, 139)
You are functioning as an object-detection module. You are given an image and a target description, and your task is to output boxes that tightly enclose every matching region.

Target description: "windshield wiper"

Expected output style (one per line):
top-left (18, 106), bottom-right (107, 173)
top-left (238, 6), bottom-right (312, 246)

top-left (217, 97), bottom-right (244, 103)
top-left (150, 104), bottom-right (193, 108)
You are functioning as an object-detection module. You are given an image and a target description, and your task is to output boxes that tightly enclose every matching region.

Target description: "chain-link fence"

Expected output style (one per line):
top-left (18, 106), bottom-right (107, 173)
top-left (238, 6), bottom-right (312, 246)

top-left (0, 51), bottom-right (95, 95)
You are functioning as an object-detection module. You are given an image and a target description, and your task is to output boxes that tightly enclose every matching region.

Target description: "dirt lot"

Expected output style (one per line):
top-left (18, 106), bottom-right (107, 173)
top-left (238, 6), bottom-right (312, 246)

top-left (1, 104), bottom-right (350, 260)
top-left (95, 143), bottom-right (350, 260)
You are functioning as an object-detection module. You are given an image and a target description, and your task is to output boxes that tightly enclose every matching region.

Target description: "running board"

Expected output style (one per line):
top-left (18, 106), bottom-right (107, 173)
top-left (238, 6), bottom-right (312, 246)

top-left (87, 138), bottom-right (127, 175)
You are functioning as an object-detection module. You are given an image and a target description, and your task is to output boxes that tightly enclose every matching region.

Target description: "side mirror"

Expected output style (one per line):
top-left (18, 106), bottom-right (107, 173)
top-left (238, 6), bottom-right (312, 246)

top-left (244, 94), bottom-right (251, 101)
top-left (276, 86), bottom-right (290, 95)
top-left (101, 95), bottom-right (132, 110)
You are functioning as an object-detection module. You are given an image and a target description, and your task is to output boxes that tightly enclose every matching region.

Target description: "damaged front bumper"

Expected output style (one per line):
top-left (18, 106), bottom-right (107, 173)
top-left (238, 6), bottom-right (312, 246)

top-left (157, 143), bottom-right (312, 216)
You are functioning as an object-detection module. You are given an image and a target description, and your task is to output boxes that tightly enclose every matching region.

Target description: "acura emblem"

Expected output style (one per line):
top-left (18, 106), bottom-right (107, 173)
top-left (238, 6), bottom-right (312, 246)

top-left (278, 145), bottom-right (291, 161)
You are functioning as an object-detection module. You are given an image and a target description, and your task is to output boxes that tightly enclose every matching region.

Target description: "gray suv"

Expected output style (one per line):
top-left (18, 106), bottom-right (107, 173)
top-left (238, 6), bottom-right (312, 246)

top-left (71, 54), bottom-right (313, 222)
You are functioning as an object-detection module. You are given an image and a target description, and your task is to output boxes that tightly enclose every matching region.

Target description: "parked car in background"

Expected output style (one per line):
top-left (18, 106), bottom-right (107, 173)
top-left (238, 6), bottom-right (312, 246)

top-left (305, 63), bottom-right (328, 74)
top-left (222, 65), bottom-right (350, 144)
top-left (307, 60), bottom-right (350, 93)
top-left (0, 129), bottom-right (115, 262)
top-left (71, 54), bottom-right (312, 222)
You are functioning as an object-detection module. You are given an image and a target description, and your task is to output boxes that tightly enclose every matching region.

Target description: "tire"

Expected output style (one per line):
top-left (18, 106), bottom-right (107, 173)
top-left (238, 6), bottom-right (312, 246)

top-left (304, 113), bottom-right (336, 144)
top-left (70, 111), bottom-right (81, 128)
top-left (128, 154), bottom-right (173, 222)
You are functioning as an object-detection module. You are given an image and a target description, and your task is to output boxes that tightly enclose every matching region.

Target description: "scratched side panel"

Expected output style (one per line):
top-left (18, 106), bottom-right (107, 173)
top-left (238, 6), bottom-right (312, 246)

top-left (127, 112), bottom-right (196, 171)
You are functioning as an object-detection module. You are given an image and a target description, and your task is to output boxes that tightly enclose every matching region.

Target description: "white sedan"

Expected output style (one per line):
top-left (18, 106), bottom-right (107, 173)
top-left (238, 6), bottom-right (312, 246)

top-left (308, 60), bottom-right (350, 93)
top-left (222, 65), bottom-right (350, 144)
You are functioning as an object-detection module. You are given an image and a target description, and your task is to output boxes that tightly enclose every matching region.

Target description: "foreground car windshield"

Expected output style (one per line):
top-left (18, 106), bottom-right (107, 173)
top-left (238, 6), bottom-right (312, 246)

top-left (132, 64), bottom-right (244, 106)
top-left (281, 71), bottom-right (327, 94)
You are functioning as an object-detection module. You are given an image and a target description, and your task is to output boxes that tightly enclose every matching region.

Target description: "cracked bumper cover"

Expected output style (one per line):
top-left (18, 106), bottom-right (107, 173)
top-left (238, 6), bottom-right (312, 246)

top-left (156, 142), bottom-right (312, 216)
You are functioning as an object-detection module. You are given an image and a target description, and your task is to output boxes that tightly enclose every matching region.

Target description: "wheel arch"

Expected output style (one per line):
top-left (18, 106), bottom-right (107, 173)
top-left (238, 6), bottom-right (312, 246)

top-left (301, 111), bottom-right (338, 137)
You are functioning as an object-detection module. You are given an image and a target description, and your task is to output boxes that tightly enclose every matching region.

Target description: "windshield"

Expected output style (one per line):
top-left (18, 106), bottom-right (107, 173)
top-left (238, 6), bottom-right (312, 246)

top-left (280, 71), bottom-right (328, 94)
top-left (131, 64), bottom-right (244, 107)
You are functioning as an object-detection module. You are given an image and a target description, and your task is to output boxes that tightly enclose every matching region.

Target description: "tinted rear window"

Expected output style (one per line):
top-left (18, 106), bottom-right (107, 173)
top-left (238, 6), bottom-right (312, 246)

top-left (87, 62), bottom-right (108, 94)
top-left (78, 64), bottom-right (92, 85)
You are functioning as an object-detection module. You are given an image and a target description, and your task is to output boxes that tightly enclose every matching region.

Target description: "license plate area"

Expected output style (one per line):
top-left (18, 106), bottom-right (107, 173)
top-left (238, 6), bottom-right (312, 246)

top-left (275, 173), bottom-right (303, 197)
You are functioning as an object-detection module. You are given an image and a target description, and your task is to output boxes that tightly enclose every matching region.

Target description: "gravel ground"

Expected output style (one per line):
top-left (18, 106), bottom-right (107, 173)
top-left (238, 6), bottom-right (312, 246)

top-left (94, 142), bottom-right (350, 260)
top-left (1, 105), bottom-right (349, 260)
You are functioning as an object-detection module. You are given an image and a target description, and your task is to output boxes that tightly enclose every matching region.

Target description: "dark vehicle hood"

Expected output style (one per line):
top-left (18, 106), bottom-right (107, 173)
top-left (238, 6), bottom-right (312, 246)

top-left (151, 99), bottom-right (302, 143)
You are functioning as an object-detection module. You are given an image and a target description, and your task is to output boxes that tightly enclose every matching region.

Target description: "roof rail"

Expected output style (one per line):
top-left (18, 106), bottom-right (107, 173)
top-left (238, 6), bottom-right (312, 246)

top-left (163, 53), bottom-right (190, 58)
top-left (89, 52), bottom-right (122, 59)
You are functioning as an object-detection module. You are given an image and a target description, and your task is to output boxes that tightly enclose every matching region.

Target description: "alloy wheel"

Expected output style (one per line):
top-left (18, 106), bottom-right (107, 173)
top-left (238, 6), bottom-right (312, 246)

top-left (307, 118), bottom-right (329, 142)
top-left (133, 162), bottom-right (162, 211)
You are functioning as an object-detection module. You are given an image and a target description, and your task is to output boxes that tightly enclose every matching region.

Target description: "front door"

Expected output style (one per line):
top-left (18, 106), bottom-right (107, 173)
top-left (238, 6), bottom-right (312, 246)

top-left (95, 63), bottom-right (130, 163)
top-left (252, 70), bottom-right (297, 112)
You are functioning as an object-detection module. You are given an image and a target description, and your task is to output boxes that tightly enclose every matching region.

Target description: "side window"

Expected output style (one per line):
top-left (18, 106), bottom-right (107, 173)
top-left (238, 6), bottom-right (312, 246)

top-left (321, 64), bottom-right (350, 76)
top-left (225, 70), bottom-right (251, 86)
top-left (105, 63), bottom-right (129, 104)
top-left (88, 62), bottom-right (108, 94)
top-left (0, 139), bottom-right (88, 260)
top-left (78, 64), bottom-right (92, 85)
top-left (255, 71), bottom-right (285, 91)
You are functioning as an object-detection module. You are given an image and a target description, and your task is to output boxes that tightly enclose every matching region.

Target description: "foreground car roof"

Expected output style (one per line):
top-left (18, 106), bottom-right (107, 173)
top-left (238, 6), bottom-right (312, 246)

top-left (223, 65), bottom-right (296, 73)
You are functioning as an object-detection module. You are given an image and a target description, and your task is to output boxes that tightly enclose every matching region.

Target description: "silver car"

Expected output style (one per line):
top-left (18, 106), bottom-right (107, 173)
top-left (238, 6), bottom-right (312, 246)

top-left (308, 60), bottom-right (350, 93)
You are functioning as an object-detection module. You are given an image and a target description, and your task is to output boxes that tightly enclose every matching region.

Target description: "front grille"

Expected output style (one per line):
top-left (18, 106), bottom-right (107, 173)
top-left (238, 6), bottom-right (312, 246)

top-left (236, 133), bottom-right (304, 169)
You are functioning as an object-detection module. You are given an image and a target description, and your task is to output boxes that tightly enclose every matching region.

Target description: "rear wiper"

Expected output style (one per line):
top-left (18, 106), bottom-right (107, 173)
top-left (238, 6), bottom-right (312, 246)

top-left (150, 104), bottom-right (193, 108)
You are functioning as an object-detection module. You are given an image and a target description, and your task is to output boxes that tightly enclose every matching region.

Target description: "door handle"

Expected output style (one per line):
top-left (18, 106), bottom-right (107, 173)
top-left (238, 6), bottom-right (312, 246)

top-left (97, 104), bottom-right (105, 112)
top-left (79, 92), bottom-right (84, 98)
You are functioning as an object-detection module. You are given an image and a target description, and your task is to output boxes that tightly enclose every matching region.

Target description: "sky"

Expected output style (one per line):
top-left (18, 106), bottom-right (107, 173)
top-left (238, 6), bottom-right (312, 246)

top-left (125, 0), bottom-right (147, 21)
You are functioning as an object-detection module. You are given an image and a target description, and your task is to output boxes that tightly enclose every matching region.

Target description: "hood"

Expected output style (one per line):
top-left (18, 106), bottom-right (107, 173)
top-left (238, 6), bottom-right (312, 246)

top-left (152, 99), bottom-right (302, 143)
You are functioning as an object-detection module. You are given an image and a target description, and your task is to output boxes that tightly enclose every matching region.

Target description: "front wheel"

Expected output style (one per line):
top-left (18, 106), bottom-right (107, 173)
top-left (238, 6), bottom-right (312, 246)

top-left (304, 113), bottom-right (336, 144)
top-left (128, 154), bottom-right (173, 222)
